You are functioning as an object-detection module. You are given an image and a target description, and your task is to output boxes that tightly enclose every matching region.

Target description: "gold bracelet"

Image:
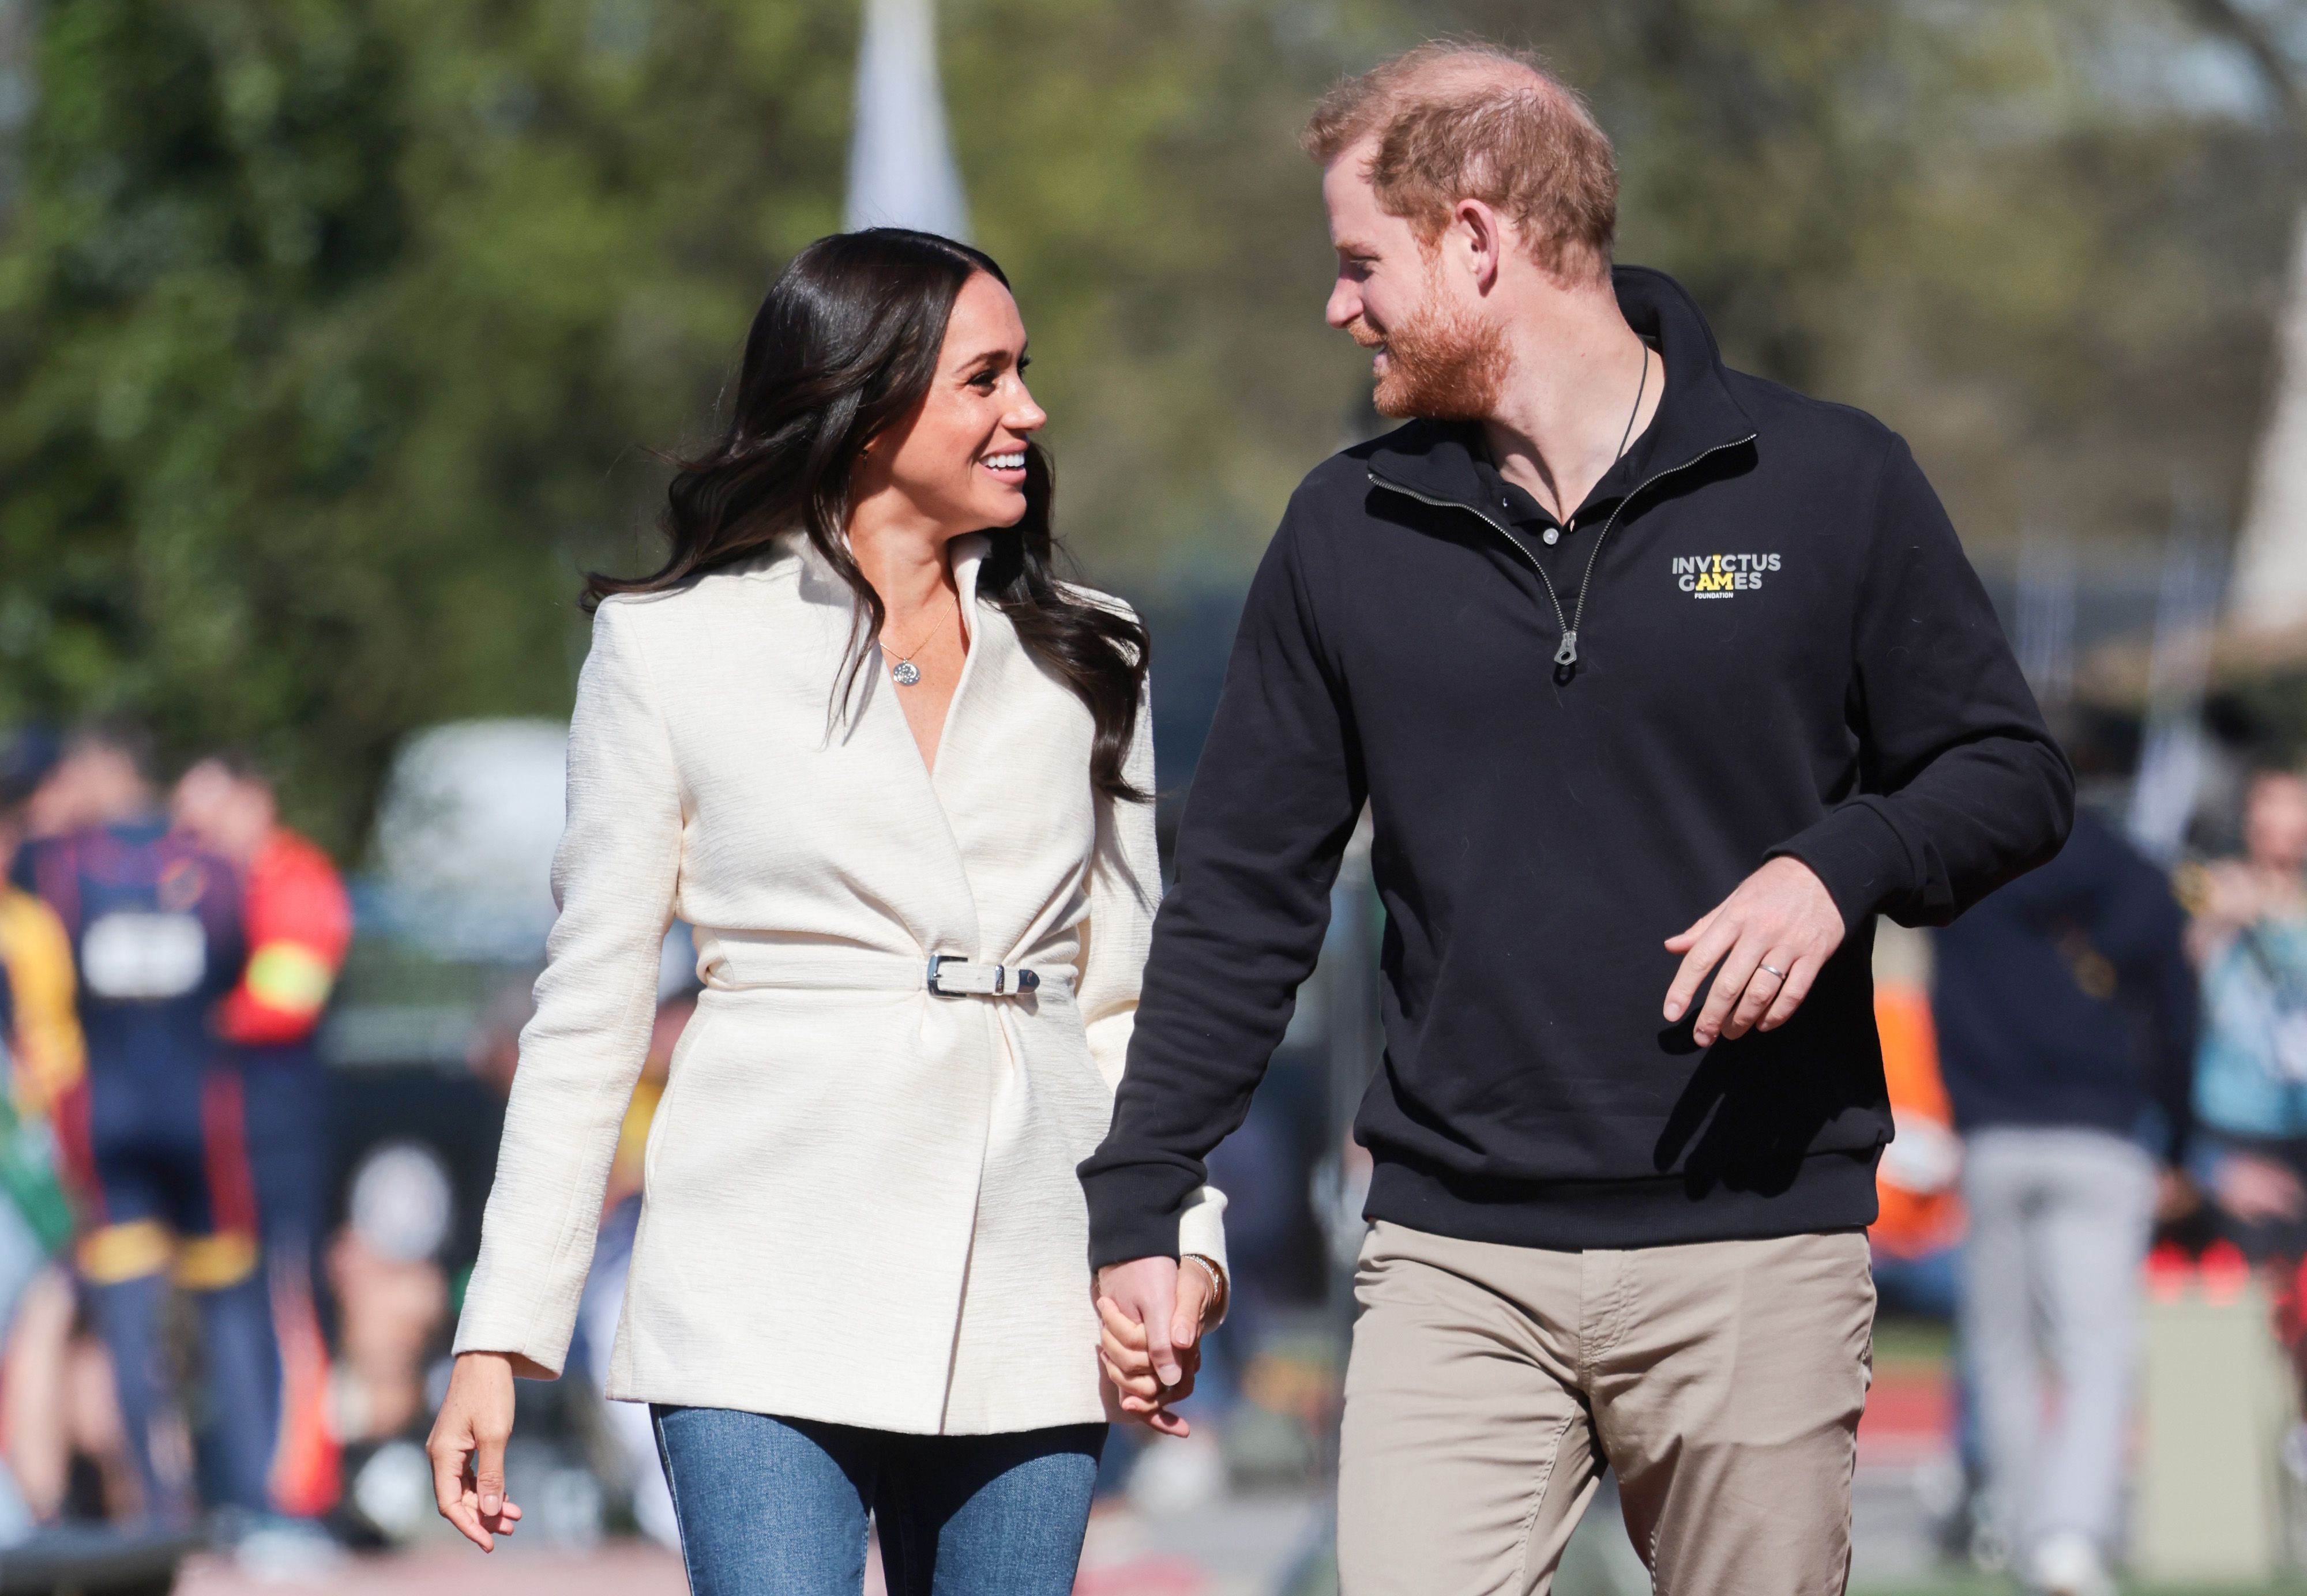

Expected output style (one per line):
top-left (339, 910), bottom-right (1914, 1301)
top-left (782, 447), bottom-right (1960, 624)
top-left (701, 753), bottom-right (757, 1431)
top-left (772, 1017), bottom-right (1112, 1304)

top-left (1181, 1253), bottom-right (1228, 1327)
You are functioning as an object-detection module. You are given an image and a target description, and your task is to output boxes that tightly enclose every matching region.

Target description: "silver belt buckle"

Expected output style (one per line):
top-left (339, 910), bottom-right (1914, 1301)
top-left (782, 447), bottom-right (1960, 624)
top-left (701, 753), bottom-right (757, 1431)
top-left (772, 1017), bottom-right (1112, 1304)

top-left (925, 956), bottom-right (1040, 997)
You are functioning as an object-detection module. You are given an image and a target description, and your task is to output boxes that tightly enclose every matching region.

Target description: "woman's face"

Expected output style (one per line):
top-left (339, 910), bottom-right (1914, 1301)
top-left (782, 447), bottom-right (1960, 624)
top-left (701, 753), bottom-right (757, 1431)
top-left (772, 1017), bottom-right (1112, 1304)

top-left (862, 272), bottom-right (1046, 536)
top-left (2248, 773), bottom-right (2307, 875)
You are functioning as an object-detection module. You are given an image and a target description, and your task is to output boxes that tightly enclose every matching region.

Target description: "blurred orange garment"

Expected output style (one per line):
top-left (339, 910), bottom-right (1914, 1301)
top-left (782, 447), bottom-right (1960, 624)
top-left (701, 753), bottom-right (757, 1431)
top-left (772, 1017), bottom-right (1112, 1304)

top-left (216, 829), bottom-right (351, 1047)
top-left (1872, 981), bottom-right (1965, 1259)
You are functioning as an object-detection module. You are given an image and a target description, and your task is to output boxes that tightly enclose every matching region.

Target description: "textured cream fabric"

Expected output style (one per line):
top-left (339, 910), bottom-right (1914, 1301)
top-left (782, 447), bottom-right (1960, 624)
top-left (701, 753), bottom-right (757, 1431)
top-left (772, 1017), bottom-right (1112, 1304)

top-left (453, 532), bottom-right (1226, 1435)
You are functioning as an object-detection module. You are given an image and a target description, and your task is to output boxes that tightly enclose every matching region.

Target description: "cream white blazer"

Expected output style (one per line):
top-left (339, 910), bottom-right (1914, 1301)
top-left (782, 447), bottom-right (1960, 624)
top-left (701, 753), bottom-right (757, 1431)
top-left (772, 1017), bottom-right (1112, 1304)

top-left (453, 532), bottom-right (1226, 1435)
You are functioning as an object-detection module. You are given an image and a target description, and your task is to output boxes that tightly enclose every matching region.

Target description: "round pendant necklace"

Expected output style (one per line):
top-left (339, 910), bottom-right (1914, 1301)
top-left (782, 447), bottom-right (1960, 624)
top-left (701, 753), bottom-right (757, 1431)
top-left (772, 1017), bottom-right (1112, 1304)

top-left (877, 624), bottom-right (935, 687)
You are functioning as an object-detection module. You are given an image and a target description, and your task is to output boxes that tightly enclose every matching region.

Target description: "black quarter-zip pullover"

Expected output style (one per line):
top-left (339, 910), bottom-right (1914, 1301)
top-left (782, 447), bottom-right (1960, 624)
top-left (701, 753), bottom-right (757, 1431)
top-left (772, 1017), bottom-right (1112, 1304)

top-left (1081, 266), bottom-right (2074, 1263)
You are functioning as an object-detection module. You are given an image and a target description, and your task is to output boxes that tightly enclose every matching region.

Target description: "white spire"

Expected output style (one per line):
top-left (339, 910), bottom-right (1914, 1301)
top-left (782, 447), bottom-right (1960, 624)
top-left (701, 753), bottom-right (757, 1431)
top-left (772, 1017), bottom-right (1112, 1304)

top-left (843, 0), bottom-right (970, 240)
top-left (2234, 208), bottom-right (2307, 633)
top-left (2129, 500), bottom-right (2225, 863)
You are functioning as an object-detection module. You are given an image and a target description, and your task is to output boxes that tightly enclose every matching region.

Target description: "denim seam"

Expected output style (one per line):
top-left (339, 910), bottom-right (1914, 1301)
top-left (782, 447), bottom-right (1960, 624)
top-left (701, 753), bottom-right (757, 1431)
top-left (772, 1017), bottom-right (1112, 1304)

top-left (651, 1409), bottom-right (703, 1593)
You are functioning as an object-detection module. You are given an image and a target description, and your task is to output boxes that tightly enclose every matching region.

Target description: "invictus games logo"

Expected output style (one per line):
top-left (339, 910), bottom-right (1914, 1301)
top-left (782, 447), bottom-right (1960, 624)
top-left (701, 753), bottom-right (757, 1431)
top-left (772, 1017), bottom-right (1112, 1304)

top-left (1673, 552), bottom-right (1780, 598)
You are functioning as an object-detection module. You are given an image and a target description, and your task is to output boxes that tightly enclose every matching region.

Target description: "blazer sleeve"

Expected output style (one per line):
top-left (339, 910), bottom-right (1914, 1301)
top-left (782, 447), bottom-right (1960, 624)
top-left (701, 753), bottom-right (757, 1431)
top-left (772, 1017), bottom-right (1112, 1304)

top-left (454, 600), bottom-right (683, 1375)
top-left (1076, 668), bottom-right (1228, 1278)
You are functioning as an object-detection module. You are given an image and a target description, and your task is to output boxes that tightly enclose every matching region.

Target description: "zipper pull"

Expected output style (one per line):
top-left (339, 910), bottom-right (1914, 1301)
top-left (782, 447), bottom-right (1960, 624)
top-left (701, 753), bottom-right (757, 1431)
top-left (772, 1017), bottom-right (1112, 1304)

top-left (1554, 630), bottom-right (1579, 668)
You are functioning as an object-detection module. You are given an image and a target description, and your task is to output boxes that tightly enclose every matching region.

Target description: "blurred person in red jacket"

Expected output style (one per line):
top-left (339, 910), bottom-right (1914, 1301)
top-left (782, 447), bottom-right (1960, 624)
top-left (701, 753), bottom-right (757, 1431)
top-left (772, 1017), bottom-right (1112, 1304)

top-left (172, 755), bottom-right (351, 1520)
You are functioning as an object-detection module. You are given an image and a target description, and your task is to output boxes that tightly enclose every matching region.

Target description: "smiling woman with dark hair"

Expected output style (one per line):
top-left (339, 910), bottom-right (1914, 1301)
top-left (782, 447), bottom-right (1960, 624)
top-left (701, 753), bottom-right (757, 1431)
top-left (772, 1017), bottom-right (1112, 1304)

top-left (424, 230), bottom-right (1228, 1595)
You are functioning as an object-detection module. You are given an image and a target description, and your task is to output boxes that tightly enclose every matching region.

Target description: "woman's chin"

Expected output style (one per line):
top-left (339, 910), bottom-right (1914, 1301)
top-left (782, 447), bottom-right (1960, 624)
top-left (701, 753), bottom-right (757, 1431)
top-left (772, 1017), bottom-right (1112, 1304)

top-left (975, 488), bottom-right (1029, 529)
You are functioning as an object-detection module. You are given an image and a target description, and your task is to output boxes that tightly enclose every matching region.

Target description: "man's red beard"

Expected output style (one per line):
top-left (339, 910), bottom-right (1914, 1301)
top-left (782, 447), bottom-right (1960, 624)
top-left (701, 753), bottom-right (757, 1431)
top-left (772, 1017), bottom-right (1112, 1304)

top-left (1348, 283), bottom-right (1509, 421)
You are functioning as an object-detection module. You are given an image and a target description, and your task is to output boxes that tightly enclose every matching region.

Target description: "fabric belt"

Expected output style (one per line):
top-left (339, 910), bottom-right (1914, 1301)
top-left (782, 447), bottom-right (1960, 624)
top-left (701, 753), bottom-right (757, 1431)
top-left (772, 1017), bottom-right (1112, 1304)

top-left (701, 940), bottom-right (1070, 999)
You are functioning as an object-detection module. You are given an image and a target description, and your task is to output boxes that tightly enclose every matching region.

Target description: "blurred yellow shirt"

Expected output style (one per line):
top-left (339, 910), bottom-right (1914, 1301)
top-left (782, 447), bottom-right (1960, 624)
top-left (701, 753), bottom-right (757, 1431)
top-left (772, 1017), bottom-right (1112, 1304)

top-left (0, 887), bottom-right (85, 1113)
top-left (606, 1075), bottom-right (664, 1213)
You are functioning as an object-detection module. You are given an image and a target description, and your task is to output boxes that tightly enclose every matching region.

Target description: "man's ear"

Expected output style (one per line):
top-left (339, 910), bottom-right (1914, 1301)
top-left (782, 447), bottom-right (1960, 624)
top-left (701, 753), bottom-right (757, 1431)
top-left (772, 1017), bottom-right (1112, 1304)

top-left (1454, 199), bottom-right (1506, 295)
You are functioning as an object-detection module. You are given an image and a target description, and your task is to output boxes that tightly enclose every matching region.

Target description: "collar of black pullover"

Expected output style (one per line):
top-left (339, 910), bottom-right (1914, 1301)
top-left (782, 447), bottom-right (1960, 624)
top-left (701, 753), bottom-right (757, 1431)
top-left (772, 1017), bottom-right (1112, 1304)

top-left (1363, 265), bottom-right (1758, 518)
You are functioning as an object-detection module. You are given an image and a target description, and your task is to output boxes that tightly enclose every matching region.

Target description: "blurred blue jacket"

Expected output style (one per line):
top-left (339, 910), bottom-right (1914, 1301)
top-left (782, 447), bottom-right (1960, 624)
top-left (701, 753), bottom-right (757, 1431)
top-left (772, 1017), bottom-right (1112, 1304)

top-left (1932, 807), bottom-right (2196, 1161)
top-left (2194, 901), bottom-right (2307, 1140)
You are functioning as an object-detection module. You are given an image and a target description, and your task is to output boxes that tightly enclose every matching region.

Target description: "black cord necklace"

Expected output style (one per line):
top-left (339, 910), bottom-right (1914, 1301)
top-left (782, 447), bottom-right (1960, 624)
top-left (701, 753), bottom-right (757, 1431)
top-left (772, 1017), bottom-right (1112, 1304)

top-left (1546, 343), bottom-right (1652, 675)
top-left (1614, 344), bottom-right (1651, 466)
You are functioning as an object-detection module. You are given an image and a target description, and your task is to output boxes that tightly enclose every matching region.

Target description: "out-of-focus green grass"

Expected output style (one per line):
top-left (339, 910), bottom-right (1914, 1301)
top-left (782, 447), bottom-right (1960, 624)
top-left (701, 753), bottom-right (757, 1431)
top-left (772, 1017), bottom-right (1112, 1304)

top-left (1870, 1314), bottom-right (1959, 1369)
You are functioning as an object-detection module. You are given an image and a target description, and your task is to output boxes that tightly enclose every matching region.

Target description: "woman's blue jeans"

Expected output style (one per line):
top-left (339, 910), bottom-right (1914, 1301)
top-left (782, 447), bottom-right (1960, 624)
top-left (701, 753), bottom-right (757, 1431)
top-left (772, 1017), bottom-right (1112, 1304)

top-left (651, 1405), bottom-right (1104, 1596)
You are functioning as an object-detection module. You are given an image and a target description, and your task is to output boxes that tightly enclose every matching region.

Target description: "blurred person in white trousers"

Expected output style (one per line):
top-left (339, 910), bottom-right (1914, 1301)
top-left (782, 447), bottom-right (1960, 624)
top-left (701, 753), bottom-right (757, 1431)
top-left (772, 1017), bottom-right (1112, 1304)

top-left (1934, 808), bottom-right (2197, 1596)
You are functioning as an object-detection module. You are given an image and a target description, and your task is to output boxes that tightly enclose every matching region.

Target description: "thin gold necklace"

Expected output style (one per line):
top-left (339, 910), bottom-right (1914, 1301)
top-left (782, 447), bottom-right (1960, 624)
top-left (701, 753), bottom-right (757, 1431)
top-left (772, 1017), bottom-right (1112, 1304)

top-left (877, 620), bottom-right (938, 687)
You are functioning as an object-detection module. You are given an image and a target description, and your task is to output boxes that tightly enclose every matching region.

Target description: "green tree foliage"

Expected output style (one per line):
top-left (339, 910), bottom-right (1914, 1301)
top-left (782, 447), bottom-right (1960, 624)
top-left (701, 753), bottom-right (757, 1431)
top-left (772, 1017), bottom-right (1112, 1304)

top-left (1397, 0), bottom-right (2293, 552)
top-left (0, 0), bottom-right (2293, 848)
top-left (944, 0), bottom-right (1368, 567)
top-left (0, 0), bottom-right (855, 850)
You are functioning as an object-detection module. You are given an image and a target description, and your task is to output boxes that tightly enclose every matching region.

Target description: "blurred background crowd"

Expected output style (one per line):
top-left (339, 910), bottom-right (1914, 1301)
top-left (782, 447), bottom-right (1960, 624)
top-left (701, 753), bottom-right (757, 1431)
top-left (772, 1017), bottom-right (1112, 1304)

top-left (7, 0), bottom-right (2307, 1592)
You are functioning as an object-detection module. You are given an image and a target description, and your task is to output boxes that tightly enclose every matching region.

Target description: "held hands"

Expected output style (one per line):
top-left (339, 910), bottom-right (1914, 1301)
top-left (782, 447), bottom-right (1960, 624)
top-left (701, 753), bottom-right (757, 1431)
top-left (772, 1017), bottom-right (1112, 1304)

top-left (1663, 857), bottom-right (1844, 1045)
top-left (1095, 1256), bottom-right (1219, 1438)
top-left (427, 1351), bottom-right (524, 1551)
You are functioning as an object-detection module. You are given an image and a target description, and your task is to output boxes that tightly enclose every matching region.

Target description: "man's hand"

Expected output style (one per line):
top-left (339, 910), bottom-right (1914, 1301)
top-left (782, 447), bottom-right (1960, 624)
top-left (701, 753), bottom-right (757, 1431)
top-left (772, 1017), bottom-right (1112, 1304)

top-left (1663, 856), bottom-right (1844, 1045)
top-left (2156, 1166), bottom-right (2201, 1226)
top-left (427, 1351), bottom-right (524, 1552)
top-left (1095, 1257), bottom-right (1215, 1438)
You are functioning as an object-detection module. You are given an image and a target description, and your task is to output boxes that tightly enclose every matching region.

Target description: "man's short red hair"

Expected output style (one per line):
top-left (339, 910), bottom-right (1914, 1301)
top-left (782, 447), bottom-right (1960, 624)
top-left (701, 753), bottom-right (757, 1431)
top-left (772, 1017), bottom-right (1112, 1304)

top-left (1301, 41), bottom-right (1617, 284)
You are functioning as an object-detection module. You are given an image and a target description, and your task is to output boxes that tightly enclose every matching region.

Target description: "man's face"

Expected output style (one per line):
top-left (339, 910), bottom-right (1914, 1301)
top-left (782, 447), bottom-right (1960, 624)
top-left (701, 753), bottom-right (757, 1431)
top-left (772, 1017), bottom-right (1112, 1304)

top-left (171, 760), bottom-right (275, 864)
top-left (1322, 142), bottom-right (1508, 420)
top-left (22, 751), bottom-right (121, 837)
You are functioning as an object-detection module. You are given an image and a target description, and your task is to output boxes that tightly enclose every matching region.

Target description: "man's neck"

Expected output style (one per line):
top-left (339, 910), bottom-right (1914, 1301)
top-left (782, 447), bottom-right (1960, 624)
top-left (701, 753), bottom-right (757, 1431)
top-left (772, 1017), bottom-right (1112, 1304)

top-left (1478, 280), bottom-right (1662, 526)
top-left (93, 798), bottom-right (160, 831)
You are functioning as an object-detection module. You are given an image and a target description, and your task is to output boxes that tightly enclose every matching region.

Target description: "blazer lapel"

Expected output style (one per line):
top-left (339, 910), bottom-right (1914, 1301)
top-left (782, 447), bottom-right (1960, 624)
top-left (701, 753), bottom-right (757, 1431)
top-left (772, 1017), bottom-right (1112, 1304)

top-left (856, 535), bottom-right (991, 962)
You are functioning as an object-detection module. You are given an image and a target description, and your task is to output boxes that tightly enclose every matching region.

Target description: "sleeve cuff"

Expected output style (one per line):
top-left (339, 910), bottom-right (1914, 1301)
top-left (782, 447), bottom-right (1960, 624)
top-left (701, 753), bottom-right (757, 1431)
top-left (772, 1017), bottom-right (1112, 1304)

top-left (1083, 1160), bottom-right (1205, 1270)
top-left (1177, 1184), bottom-right (1228, 1279)
top-left (1767, 800), bottom-right (1913, 931)
top-left (451, 1298), bottom-right (574, 1380)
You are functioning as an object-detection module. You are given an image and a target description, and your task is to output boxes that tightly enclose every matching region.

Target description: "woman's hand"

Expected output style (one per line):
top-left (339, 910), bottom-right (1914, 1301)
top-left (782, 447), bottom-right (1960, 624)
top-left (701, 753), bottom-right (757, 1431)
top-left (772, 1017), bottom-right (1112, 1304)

top-left (427, 1351), bottom-right (525, 1550)
top-left (2216, 1151), bottom-right (2307, 1225)
top-left (1095, 1257), bottom-right (1219, 1437)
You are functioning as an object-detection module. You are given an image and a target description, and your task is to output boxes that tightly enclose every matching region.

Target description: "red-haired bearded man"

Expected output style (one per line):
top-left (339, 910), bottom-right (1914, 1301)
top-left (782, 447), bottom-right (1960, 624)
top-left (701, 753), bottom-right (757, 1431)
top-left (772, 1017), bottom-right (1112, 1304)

top-left (1083, 41), bottom-right (2073, 1595)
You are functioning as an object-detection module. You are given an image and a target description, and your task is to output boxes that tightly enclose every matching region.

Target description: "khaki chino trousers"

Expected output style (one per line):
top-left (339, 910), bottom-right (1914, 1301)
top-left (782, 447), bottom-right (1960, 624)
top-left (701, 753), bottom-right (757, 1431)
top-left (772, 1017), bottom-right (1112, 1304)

top-left (1337, 1221), bottom-right (1876, 1595)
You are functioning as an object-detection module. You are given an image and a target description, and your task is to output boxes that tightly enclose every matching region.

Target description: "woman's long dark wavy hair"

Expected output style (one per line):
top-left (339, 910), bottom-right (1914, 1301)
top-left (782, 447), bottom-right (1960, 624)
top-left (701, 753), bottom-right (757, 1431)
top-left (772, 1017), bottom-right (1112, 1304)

top-left (585, 229), bottom-right (1151, 803)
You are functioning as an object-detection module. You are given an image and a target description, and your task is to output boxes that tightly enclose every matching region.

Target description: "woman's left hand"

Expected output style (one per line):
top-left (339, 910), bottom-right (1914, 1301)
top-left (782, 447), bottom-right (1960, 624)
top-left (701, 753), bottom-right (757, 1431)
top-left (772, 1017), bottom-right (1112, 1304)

top-left (1095, 1258), bottom-right (1218, 1437)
